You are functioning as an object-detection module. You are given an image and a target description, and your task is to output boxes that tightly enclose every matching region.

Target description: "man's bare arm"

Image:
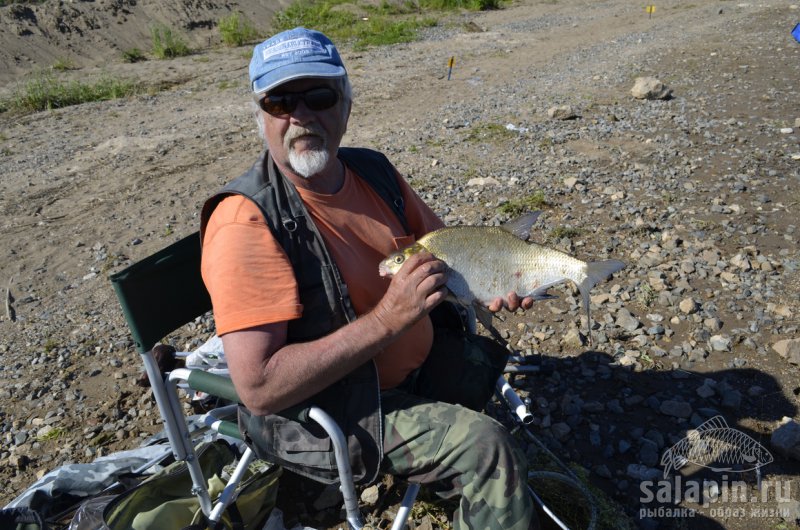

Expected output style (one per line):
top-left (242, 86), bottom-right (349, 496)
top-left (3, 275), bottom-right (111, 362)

top-left (222, 252), bottom-right (447, 415)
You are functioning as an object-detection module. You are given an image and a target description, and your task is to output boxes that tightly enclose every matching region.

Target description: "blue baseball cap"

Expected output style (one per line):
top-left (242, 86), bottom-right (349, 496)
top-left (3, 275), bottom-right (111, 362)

top-left (249, 27), bottom-right (347, 95)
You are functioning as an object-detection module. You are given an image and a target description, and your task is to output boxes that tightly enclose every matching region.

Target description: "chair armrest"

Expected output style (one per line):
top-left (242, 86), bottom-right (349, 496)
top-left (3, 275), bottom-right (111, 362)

top-left (185, 369), bottom-right (241, 404)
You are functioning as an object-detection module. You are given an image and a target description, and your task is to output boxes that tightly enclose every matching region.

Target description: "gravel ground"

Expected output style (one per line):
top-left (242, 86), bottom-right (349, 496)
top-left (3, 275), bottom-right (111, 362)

top-left (1, 1), bottom-right (799, 528)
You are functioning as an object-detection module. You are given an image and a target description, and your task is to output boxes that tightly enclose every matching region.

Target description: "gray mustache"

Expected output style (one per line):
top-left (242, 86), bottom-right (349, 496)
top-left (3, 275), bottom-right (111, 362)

top-left (286, 126), bottom-right (326, 144)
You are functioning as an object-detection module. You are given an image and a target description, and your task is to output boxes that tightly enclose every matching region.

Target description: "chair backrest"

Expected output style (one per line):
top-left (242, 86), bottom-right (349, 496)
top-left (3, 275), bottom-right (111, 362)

top-left (110, 232), bottom-right (211, 353)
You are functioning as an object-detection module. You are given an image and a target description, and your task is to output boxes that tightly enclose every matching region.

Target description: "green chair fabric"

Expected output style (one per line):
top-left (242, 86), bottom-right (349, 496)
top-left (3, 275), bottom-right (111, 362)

top-left (110, 232), bottom-right (211, 353)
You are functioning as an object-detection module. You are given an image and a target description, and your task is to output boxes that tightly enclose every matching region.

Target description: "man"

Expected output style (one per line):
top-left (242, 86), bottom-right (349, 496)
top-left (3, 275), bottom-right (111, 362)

top-left (200, 27), bottom-right (538, 529)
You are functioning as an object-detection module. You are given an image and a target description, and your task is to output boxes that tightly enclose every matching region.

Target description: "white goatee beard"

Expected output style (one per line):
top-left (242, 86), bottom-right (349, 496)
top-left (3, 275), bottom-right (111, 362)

top-left (284, 125), bottom-right (330, 179)
top-left (288, 149), bottom-right (330, 179)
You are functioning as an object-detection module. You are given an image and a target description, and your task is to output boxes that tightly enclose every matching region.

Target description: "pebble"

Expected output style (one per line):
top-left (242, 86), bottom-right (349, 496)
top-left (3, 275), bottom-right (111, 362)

top-left (771, 418), bottom-right (800, 461)
top-left (659, 400), bottom-right (693, 418)
top-left (709, 335), bottom-right (732, 352)
top-left (772, 339), bottom-right (800, 365)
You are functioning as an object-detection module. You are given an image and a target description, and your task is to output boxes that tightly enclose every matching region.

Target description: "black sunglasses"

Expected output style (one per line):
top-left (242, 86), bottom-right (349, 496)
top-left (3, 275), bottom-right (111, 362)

top-left (258, 87), bottom-right (340, 116)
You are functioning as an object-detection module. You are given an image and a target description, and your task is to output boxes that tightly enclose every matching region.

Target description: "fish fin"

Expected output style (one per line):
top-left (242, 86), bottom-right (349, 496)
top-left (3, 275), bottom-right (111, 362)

top-left (473, 303), bottom-right (497, 330)
top-left (501, 211), bottom-right (542, 241)
top-left (578, 259), bottom-right (625, 346)
top-left (695, 415), bottom-right (729, 432)
top-left (661, 449), bottom-right (674, 478)
top-left (529, 291), bottom-right (558, 301)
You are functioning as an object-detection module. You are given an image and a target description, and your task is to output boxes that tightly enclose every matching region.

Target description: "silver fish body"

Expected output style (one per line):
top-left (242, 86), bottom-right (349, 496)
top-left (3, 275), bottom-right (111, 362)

top-left (378, 222), bottom-right (624, 335)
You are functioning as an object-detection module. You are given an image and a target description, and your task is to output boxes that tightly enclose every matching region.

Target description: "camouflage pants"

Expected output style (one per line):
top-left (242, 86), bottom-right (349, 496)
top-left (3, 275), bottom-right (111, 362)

top-left (380, 389), bottom-right (537, 530)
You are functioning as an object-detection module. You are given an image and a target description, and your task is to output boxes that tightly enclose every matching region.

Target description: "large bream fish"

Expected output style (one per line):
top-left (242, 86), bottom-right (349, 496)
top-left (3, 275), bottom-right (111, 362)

top-left (378, 213), bottom-right (624, 338)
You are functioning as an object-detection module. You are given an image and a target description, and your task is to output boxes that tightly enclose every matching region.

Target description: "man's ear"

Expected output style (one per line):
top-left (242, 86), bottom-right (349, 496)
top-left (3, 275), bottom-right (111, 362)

top-left (342, 99), bottom-right (352, 135)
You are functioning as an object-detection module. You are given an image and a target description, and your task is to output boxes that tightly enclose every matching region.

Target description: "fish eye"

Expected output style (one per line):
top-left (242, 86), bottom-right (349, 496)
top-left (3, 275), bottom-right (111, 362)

top-left (393, 255), bottom-right (404, 264)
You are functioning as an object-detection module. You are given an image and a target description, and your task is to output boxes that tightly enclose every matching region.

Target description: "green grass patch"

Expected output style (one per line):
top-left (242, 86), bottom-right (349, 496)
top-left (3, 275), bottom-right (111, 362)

top-left (37, 427), bottom-right (67, 442)
top-left (51, 57), bottom-right (78, 71)
top-left (2, 72), bottom-right (139, 113)
top-left (419, 0), bottom-right (501, 9)
top-left (219, 12), bottom-right (260, 47)
top-left (150, 24), bottom-right (191, 59)
top-left (637, 283), bottom-right (657, 308)
top-left (272, 0), bottom-right (495, 49)
top-left (549, 226), bottom-right (582, 241)
top-left (497, 191), bottom-right (548, 216)
top-left (122, 48), bottom-right (147, 63)
top-left (464, 122), bottom-right (517, 143)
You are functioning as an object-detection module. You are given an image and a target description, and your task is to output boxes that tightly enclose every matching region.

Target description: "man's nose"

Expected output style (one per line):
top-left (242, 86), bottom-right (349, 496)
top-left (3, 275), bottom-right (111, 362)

top-left (288, 100), bottom-right (316, 124)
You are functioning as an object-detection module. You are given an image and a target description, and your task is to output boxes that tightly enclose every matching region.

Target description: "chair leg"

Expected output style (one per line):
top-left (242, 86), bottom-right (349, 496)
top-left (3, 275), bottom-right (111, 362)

top-left (307, 407), bottom-right (366, 530)
top-left (389, 483), bottom-right (420, 530)
top-left (143, 351), bottom-right (214, 516)
top-left (208, 447), bottom-right (256, 525)
top-left (163, 366), bottom-right (215, 516)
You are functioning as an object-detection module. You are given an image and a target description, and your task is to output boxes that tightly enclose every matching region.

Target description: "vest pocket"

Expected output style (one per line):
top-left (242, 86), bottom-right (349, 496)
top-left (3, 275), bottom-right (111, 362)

top-left (272, 422), bottom-right (334, 469)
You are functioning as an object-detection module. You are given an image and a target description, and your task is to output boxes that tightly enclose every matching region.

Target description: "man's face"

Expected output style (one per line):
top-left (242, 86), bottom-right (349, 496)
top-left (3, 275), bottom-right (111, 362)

top-left (258, 78), bottom-right (349, 179)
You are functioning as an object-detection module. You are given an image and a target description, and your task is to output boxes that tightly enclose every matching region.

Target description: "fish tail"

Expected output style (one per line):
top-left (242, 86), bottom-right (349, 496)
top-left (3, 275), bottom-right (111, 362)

top-left (579, 259), bottom-right (626, 344)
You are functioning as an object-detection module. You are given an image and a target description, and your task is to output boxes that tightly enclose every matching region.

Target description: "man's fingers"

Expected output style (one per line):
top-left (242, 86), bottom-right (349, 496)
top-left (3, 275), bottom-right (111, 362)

top-left (486, 292), bottom-right (533, 312)
top-left (521, 296), bottom-right (535, 310)
top-left (488, 297), bottom-right (503, 312)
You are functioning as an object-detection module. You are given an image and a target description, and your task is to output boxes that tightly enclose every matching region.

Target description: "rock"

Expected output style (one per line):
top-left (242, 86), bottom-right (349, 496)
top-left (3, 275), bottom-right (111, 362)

top-left (550, 422), bottom-right (571, 440)
top-left (313, 484), bottom-right (343, 511)
top-left (660, 400), bottom-right (692, 418)
top-left (679, 297), bottom-right (699, 314)
top-left (560, 328), bottom-right (585, 348)
top-left (630, 77), bottom-right (672, 100)
top-left (593, 464), bottom-right (612, 479)
top-left (696, 384), bottom-right (715, 398)
top-left (730, 253), bottom-right (751, 270)
top-left (466, 177), bottom-right (501, 187)
top-left (638, 441), bottom-right (660, 467)
top-left (416, 516), bottom-right (434, 530)
top-left (721, 390), bottom-right (742, 409)
top-left (771, 418), bottom-right (800, 461)
top-left (360, 485), bottom-right (380, 505)
top-left (615, 308), bottom-right (641, 332)
top-left (772, 339), bottom-right (800, 365)
top-left (709, 335), bottom-right (732, 352)
top-left (8, 454), bottom-right (29, 470)
top-left (547, 105), bottom-right (577, 120)
top-left (626, 464), bottom-right (661, 481)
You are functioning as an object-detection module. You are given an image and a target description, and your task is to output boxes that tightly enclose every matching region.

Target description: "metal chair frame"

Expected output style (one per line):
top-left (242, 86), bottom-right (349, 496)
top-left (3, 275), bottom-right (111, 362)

top-left (110, 232), bottom-right (422, 530)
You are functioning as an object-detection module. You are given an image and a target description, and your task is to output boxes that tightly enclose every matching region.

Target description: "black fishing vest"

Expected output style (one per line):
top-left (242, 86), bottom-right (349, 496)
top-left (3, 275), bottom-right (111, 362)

top-left (200, 148), bottom-right (408, 485)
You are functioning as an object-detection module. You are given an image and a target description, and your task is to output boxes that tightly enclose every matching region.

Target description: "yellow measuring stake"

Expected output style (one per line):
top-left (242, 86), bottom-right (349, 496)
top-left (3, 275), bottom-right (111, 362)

top-left (646, 5), bottom-right (656, 18)
top-left (447, 56), bottom-right (455, 80)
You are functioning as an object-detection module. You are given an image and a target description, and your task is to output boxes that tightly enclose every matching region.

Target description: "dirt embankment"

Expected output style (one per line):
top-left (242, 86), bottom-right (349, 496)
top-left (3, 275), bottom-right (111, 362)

top-left (0, 0), bottom-right (291, 85)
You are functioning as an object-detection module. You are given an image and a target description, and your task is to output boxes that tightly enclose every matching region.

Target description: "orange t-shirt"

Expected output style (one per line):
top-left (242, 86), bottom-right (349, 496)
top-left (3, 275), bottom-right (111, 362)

top-left (201, 165), bottom-right (444, 389)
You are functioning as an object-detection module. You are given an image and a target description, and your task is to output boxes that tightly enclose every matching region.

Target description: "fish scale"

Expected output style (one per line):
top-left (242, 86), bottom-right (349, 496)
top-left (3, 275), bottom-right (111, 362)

top-left (378, 218), bottom-right (625, 340)
top-left (418, 226), bottom-right (588, 305)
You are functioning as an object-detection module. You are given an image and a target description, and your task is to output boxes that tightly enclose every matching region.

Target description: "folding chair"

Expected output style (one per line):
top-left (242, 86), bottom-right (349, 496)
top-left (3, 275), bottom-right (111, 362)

top-left (110, 232), bottom-right (419, 530)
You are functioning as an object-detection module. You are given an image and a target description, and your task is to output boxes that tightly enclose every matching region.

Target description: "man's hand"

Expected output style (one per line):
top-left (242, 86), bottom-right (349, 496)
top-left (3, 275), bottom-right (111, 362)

top-left (487, 292), bottom-right (535, 313)
top-left (372, 251), bottom-right (448, 335)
